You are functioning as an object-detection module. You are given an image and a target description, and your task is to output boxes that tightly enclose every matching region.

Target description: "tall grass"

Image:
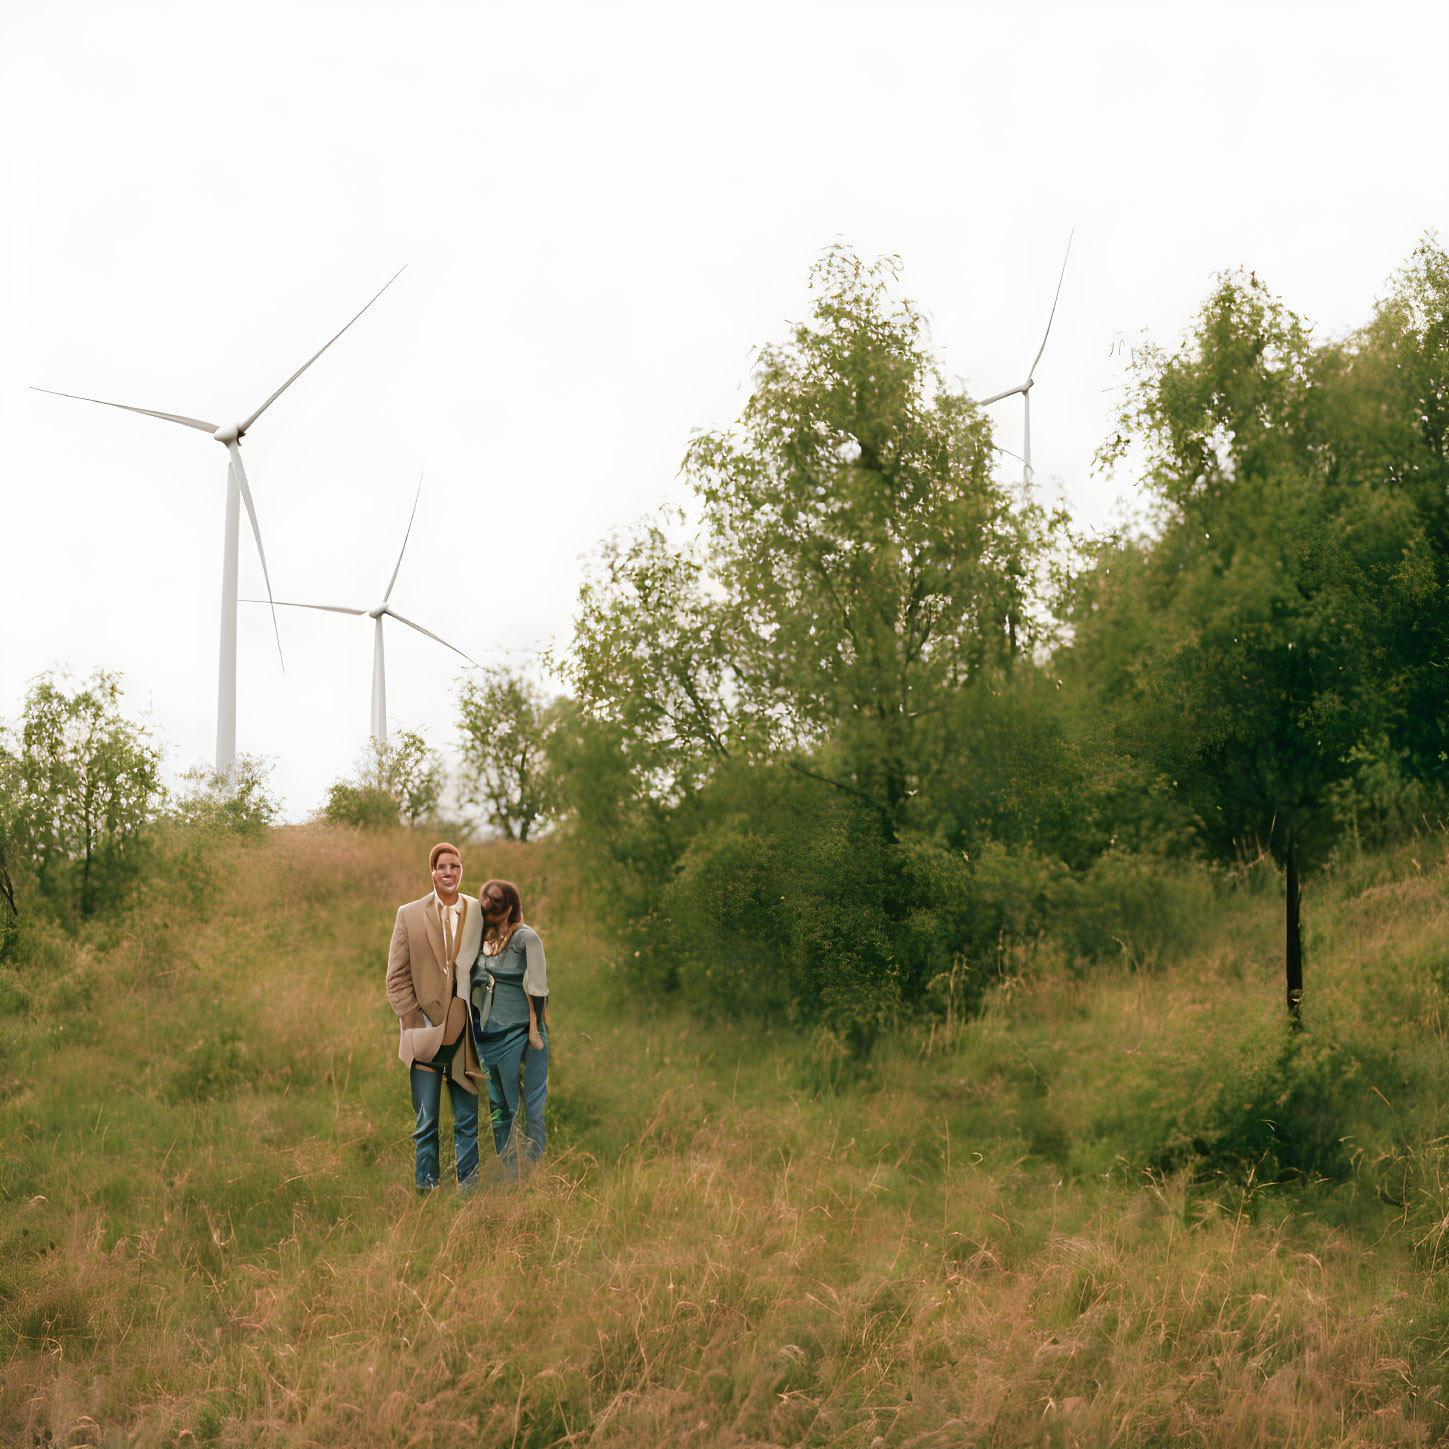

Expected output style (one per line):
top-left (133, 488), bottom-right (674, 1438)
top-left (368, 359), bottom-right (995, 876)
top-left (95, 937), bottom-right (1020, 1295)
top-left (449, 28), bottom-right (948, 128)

top-left (2, 824), bottom-right (1447, 1446)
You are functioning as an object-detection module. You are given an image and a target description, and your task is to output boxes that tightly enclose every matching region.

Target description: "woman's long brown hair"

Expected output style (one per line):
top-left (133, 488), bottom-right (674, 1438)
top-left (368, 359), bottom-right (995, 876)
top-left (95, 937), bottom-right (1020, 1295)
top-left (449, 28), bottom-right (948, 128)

top-left (480, 879), bottom-right (524, 952)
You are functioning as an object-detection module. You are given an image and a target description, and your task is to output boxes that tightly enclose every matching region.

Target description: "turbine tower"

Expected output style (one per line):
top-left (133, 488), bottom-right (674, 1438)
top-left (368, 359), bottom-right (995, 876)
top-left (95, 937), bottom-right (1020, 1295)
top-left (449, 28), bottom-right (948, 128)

top-left (246, 477), bottom-right (474, 743)
top-left (35, 267), bottom-right (406, 772)
top-left (975, 235), bottom-right (1072, 488)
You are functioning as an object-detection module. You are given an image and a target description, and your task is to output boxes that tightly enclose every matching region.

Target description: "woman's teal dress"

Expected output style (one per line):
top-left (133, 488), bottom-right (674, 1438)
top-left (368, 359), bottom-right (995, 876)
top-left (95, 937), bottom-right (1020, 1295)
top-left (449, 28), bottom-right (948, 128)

top-left (470, 926), bottom-right (547, 1168)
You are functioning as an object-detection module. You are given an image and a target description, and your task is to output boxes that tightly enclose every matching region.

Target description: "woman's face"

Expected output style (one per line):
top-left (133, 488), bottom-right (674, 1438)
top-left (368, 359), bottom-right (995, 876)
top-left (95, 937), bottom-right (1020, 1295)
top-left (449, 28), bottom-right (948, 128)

top-left (481, 884), bottom-right (508, 923)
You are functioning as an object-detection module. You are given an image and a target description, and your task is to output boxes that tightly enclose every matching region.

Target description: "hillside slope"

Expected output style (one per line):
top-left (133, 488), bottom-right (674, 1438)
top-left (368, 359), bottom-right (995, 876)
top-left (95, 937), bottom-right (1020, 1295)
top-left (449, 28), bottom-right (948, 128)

top-left (2, 826), bottom-right (1448, 1448)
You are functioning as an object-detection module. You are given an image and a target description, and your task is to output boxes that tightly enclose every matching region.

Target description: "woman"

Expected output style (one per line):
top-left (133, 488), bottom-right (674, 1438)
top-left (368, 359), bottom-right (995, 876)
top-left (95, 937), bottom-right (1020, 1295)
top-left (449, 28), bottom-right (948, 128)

top-left (470, 879), bottom-right (549, 1174)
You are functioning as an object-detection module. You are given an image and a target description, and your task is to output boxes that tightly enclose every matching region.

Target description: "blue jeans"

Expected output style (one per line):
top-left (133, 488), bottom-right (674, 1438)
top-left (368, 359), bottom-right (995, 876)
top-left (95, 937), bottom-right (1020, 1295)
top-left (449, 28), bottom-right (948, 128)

top-left (409, 1040), bottom-right (479, 1192)
top-left (484, 1026), bottom-right (548, 1176)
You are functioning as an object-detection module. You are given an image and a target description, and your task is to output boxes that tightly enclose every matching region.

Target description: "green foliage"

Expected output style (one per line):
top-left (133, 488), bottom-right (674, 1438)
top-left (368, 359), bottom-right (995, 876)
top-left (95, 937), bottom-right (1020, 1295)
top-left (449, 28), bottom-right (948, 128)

top-left (171, 754), bottom-right (280, 838)
top-left (1, 827), bottom-right (1446, 1446)
top-left (666, 799), bottom-right (909, 1049)
top-left (321, 731), bottom-right (443, 830)
top-left (550, 241), bottom-right (1448, 1044)
top-left (1084, 244), bottom-right (1449, 865)
top-left (966, 840), bottom-right (1219, 970)
top-left (595, 746), bottom-right (1218, 1041)
top-left (456, 665), bottom-right (564, 840)
top-left (0, 745), bottom-right (21, 960)
top-left (1328, 734), bottom-right (1444, 851)
top-left (645, 765), bottom-right (1112, 1044)
top-left (1073, 251), bottom-right (1449, 1016)
top-left (322, 781), bottom-right (406, 831)
top-left (5, 669), bottom-right (163, 920)
top-left (1327, 236), bottom-right (1449, 777)
top-left (1175, 1027), bottom-right (1374, 1183)
top-left (550, 249), bottom-right (1083, 1044)
top-left (918, 674), bottom-right (1197, 868)
top-left (545, 703), bottom-right (710, 937)
top-left (560, 247), bottom-right (1059, 832)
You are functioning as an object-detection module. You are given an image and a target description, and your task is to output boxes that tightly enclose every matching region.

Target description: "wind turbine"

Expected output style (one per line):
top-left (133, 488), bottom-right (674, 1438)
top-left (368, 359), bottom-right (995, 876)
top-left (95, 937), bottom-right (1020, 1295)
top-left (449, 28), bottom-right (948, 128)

top-left (974, 235), bottom-right (1073, 488)
top-left (34, 266), bottom-right (406, 772)
top-left (245, 477), bottom-right (474, 743)
top-left (972, 236), bottom-right (1072, 658)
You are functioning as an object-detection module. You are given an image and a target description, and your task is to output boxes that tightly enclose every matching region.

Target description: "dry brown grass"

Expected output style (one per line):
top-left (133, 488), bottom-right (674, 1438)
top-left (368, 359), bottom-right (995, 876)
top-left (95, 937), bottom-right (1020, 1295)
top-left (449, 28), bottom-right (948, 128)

top-left (2, 826), bottom-right (1447, 1447)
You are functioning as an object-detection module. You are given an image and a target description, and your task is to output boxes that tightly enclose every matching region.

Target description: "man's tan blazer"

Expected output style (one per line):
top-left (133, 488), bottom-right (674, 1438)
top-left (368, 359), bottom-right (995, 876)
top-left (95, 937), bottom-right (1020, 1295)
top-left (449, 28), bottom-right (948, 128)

top-left (386, 891), bottom-right (484, 1093)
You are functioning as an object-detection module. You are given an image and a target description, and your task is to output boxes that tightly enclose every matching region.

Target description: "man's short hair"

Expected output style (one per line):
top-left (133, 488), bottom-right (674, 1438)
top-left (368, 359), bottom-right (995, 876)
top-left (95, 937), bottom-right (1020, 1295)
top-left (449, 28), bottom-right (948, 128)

top-left (430, 842), bottom-right (462, 870)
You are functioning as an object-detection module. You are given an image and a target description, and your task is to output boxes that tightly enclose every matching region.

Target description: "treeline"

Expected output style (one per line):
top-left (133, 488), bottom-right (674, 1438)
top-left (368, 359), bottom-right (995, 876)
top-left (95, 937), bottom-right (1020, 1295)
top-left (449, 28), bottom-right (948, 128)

top-left (535, 241), bottom-right (1447, 1045)
top-left (4, 241), bottom-right (1444, 1047)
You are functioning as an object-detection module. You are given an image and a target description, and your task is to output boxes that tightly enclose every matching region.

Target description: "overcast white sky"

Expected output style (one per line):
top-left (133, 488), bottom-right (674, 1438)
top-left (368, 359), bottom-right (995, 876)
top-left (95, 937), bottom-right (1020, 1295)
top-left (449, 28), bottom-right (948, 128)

top-left (3, 0), bottom-right (1445, 821)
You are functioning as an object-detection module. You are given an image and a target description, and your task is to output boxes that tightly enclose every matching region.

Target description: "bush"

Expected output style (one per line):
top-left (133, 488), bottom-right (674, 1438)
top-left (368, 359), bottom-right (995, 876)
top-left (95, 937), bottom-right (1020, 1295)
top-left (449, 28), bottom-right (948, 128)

top-left (1329, 734), bottom-right (1447, 851)
top-left (1159, 1024), bottom-right (1383, 1184)
top-left (652, 770), bottom-right (978, 1050)
top-left (952, 841), bottom-right (1219, 982)
top-left (5, 669), bottom-right (163, 920)
top-left (609, 751), bottom-right (1227, 1047)
top-left (322, 783), bottom-right (402, 831)
top-left (171, 755), bottom-right (280, 838)
top-left (318, 732), bottom-right (443, 829)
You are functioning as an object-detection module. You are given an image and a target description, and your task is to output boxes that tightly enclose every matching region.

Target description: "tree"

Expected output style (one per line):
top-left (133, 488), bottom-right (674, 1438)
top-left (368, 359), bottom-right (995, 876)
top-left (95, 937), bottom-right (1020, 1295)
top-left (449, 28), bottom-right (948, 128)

top-left (1313, 236), bottom-right (1449, 781)
top-left (553, 250), bottom-right (1068, 1042)
top-left (322, 731), bottom-right (443, 829)
top-left (560, 248), bottom-right (1056, 839)
top-left (456, 666), bottom-right (562, 840)
top-left (9, 670), bottom-right (164, 918)
top-left (1081, 267), bottom-right (1438, 1020)
top-left (0, 744), bottom-right (21, 945)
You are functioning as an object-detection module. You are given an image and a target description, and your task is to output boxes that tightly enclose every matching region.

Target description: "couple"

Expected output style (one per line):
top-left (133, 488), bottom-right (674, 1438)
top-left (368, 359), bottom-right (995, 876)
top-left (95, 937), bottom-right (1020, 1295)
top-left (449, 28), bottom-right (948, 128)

top-left (385, 842), bottom-right (549, 1193)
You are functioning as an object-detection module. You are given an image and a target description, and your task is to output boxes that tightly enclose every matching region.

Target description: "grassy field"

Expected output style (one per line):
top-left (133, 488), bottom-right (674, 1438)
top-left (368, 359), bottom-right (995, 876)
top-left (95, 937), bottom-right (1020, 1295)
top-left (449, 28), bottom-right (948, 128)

top-left (2, 825), bottom-right (1449, 1447)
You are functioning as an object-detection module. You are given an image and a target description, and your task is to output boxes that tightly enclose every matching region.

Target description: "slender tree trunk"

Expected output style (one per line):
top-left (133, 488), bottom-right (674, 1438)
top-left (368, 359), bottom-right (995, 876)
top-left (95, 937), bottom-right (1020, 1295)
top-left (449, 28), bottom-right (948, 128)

top-left (1285, 825), bottom-right (1303, 1027)
top-left (0, 843), bottom-right (17, 922)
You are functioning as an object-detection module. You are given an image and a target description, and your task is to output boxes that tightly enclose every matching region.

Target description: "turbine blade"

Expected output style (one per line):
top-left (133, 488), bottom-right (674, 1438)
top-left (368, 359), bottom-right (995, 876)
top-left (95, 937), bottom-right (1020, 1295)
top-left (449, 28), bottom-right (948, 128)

top-left (1026, 231), bottom-right (1073, 383)
top-left (975, 383), bottom-right (1027, 407)
top-left (384, 472), bottom-right (424, 603)
top-left (239, 599), bottom-right (366, 614)
top-left (32, 388), bottom-right (217, 432)
top-left (383, 608), bottom-right (475, 665)
top-left (238, 265), bottom-right (407, 434)
top-left (227, 446), bottom-right (285, 671)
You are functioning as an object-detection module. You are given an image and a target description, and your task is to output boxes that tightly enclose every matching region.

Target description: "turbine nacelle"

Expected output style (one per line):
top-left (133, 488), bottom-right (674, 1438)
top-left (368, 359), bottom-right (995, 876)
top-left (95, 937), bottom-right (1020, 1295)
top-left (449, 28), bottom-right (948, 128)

top-left (971, 234), bottom-right (1072, 489)
top-left (242, 474), bottom-right (474, 745)
top-left (213, 423), bottom-right (241, 444)
top-left (977, 378), bottom-right (1032, 408)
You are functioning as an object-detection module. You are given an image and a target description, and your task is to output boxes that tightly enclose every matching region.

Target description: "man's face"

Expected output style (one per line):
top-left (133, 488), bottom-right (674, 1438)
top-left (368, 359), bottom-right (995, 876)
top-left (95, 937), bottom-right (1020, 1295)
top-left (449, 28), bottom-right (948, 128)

top-left (431, 852), bottom-right (462, 898)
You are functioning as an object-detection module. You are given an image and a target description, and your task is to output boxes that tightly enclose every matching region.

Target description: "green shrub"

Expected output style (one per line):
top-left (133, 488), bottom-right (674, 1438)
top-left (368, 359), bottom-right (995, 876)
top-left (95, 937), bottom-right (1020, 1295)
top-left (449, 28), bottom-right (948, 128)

top-left (322, 783), bottom-right (401, 831)
top-left (171, 755), bottom-right (280, 838)
top-left (318, 733), bottom-right (444, 830)
top-left (957, 841), bottom-right (1221, 977)
top-left (1162, 1024), bottom-right (1381, 1183)
top-left (652, 773), bottom-right (983, 1050)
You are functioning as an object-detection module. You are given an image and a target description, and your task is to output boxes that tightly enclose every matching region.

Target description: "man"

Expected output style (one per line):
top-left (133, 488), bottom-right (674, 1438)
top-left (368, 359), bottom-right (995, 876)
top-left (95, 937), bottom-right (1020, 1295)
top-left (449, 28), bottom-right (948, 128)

top-left (386, 842), bottom-right (484, 1193)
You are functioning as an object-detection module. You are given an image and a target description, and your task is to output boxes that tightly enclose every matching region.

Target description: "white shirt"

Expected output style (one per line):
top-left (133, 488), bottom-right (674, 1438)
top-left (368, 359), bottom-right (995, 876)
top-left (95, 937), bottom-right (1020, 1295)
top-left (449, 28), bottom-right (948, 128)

top-left (519, 925), bottom-right (548, 998)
